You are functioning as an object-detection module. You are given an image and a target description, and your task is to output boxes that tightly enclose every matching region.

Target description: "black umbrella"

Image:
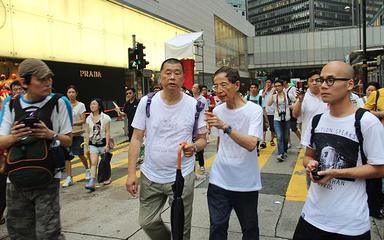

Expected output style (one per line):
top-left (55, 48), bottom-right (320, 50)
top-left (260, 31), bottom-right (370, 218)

top-left (171, 143), bottom-right (186, 240)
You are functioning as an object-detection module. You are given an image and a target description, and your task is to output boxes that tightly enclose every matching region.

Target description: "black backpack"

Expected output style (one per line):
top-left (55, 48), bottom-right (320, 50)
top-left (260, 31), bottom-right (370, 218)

top-left (5, 94), bottom-right (63, 189)
top-left (310, 108), bottom-right (383, 217)
top-left (146, 91), bottom-right (205, 139)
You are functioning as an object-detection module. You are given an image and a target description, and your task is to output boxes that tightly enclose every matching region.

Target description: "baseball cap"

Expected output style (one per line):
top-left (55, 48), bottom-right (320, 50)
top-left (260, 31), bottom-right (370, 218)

top-left (18, 58), bottom-right (54, 79)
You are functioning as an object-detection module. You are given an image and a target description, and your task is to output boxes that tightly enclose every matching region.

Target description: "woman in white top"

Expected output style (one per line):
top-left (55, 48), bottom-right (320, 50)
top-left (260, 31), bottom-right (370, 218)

top-left (85, 98), bottom-right (111, 192)
top-left (63, 85), bottom-right (90, 187)
top-left (267, 79), bottom-right (291, 162)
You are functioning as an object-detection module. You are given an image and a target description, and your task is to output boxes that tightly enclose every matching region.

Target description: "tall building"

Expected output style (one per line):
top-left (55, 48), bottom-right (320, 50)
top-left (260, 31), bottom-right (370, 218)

top-left (247, 0), bottom-right (383, 36)
top-left (225, 0), bottom-right (247, 18)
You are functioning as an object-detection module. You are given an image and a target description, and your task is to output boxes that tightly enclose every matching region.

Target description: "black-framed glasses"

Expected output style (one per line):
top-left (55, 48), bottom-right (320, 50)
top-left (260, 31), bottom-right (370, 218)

top-left (316, 76), bottom-right (351, 86)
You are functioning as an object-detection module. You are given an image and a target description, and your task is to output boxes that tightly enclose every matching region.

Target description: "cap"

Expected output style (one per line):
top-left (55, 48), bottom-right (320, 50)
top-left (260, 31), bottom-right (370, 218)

top-left (18, 58), bottom-right (54, 79)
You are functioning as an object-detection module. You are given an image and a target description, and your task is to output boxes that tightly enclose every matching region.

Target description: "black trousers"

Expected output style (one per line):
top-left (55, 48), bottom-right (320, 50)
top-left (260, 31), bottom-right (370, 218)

top-left (293, 217), bottom-right (370, 240)
top-left (195, 150), bottom-right (204, 167)
top-left (207, 184), bottom-right (259, 240)
top-left (0, 174), bottom-right (6, 210)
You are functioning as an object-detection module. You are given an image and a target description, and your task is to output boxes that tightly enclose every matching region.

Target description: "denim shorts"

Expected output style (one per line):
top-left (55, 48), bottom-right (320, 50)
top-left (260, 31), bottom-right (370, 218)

top-left (89, 145), bottom-right (105, 155)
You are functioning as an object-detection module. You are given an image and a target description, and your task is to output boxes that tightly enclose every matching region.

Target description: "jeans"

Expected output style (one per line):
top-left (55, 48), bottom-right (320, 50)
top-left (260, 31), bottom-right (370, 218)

top-left (274, 120), bottom-right (289, 155)
top-left (207, 184), bottom-right (259, 240)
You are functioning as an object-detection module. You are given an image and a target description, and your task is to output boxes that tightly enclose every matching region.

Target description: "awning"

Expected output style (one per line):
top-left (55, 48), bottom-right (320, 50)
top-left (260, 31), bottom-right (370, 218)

top-left (165, 32), bottom-right (203, 59)
top-left (349, 46), bottom-right (384, 65)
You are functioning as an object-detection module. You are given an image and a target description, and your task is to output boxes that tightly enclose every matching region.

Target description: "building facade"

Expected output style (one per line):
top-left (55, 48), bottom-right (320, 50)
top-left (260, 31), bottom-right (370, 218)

top-left (248, 0), bottom-right (383, 36)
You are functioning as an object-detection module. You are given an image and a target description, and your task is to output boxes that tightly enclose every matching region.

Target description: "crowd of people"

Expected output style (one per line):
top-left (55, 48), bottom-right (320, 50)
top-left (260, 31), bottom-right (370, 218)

top-left (0, 57), bottom-right (383, 240)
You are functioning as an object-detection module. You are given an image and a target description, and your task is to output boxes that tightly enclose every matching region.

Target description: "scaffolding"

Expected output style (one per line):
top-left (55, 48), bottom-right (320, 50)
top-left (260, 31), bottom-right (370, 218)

top-left (193, 35), bottom-right (205, 85)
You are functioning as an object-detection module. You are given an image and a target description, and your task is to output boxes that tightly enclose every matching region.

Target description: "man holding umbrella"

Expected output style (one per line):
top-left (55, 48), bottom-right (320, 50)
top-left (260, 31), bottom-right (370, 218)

top-left (126, 58), bottom-right (207, 240)
top-left (205, 66), bottom-right (263, 240)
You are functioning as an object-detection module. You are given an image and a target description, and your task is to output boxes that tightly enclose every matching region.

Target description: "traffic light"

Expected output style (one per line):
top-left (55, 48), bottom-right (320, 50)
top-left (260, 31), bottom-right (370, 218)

top-left (128, 47), bottom-right (137, 69)
top-left (136, 43), bottom-right (149, 70)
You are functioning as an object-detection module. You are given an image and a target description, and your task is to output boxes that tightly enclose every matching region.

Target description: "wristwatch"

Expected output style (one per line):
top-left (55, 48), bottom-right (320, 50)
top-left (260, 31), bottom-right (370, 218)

top-left (52, 133), bottom-right (58, 141)
top-left (223, 125), bottom-right (232, 135)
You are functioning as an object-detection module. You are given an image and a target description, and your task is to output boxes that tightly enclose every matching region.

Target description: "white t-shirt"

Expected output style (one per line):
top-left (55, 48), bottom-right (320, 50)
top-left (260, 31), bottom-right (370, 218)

top-left (71, 101), bottom-right (86, 136)
top-left (273, 93), bottom-right (291, 121)
top-left (285, 86), bottom-right (297, 106)
top-left (260, 89), bottom-right (275, 115)
top-left (131, 92), bottom-right (206, 184)
top-left (300, 91), bottom-right (328, 140)
top-left (301, 111), bottom-right (384, 236)
top-left (350, 93), bottom-right (364, 108)
top-left (209, 102), bottom-right (263, 192)
top-left (0, 93), bottom-right (73, 179)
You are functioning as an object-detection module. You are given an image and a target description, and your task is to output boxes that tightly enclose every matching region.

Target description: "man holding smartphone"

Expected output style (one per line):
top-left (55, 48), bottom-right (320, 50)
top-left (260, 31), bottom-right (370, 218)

top-left (0, 58), bottom-right (72, 239)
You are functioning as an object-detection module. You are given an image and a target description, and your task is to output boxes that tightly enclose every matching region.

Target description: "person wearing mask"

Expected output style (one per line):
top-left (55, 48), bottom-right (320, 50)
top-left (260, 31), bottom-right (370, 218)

top-left (62, 85), bottom-right (90, 187)
top-left (85, 98), bottom-right (111, 191)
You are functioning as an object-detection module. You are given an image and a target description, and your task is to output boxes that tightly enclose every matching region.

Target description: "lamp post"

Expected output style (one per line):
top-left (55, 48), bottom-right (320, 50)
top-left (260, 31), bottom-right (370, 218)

top-left (362, 0), bottom-right (368, 91)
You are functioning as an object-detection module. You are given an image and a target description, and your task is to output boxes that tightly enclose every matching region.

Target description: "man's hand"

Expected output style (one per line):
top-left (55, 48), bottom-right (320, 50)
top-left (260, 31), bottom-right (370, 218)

top-left (205, 112), bottom-right (227, 130)
top-left (11, 121), bottom-right (32, 141)
top-left (316, 168), bottom-right (338, 185)
top-left (30, 121), bottom-right (54, 139)
top-left (305, 159), bottom-right (318, 180)
top-left (296, 91), bottom-right (305, 102)
top-left (183, 143), bottom-right (195, 157)
top-left (126, 174), bottom-right (139, 197)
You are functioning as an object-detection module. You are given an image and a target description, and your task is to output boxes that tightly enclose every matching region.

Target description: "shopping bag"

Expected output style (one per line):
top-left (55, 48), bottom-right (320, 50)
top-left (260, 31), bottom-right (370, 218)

top-left (97, 152), bottom-right (112, 183)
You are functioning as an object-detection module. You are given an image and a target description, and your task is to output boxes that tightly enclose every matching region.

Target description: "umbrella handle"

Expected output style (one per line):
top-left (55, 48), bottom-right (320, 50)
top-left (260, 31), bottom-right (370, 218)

top-left (177, 143), bottom-right (187, 170)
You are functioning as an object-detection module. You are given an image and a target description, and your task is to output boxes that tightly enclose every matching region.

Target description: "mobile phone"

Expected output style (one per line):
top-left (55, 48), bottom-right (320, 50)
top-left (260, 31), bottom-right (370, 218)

top-left (311, 167), bottom-right (323, 181)
top-left (23, 117), bottom-right (40, 128)
top-left (297, 81), bottom-right (307, 93)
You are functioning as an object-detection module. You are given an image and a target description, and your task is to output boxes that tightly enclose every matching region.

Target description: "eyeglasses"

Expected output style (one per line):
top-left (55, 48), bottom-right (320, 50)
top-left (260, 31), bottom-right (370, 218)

top-left (316, 76), bottom-right (351, 86)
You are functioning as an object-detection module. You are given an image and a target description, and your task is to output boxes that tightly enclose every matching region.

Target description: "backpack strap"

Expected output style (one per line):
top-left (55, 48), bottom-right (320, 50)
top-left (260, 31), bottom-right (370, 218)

top-left (145, 92), bottom-right (158, 118)
top-left (374, 90), bottom-right (380, 111)
top-left (259, 96), bottom-right (263, 106)
top-left (354, 108), bottom-right (368, 164)
top-left (246, 95), bottom-right (250, 101)
top-left (310, 113), bottom-right (323, 148)
top-left (192, 100), bottom-right (205, 139)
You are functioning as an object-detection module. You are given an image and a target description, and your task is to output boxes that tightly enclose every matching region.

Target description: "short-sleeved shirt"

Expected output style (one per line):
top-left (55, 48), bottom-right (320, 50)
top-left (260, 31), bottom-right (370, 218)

top-left (132, 92), bottom-right (206, 184)
top-left (123, 98), bottom-right (140, 123)
top-left (244, 94), bottom-right (265, 108)
top-left (365, 88), bottom-right (384, 125)
top-left (71, 101), bottom-right (86, 136)
top-left (301, 111), bottom-right (384, 236)
top-left (209, 102), bottom-right (263, 192)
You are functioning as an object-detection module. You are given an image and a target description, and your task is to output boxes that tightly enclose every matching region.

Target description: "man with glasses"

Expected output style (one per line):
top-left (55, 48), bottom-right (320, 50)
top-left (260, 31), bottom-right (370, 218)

top-left (293, 61), bottom-right (384, 240)
top-left (292, 70), bottom-right (328, 140)
top-left (10, 80), bottom-right (25, 97)
top-left (206, 66), bottom-right (263, 239)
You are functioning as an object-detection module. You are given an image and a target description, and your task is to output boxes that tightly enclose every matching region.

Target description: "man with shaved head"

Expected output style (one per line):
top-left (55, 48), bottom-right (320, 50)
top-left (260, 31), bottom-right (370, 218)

top-left (293, 61), bottom-right (384, 240)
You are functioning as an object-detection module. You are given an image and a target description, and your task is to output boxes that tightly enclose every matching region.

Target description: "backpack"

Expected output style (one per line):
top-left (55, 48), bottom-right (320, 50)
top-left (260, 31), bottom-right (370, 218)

top-left (145, 92), bottom-right (205, 139)
top-left (246, 95), bottom-right (263, 107)
top-left (310, 108), bottom-right (383, 217)
top-left (5, 94), bottom-right (63, 189)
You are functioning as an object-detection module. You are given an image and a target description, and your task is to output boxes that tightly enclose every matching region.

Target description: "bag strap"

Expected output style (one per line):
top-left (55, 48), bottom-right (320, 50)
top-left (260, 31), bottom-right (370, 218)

top-left (246, 95), bottom-right (250, 101)
top-left (310, 113), bottom-right (323, 148)
top-left (193, 100), bottom-right (205, 139)
top-left (259, 96), bottom-right (263, 106)
top-left (374, 90), bottom-right (380, 111)
top-left (354, 108), bottom-right (368, 165)
top-left (145, 91), bottom-right (158, 118)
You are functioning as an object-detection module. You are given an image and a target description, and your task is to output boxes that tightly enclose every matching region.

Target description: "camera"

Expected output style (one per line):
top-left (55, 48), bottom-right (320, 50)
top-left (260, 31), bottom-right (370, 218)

top-left (279, 111), bottom-right (286, 122)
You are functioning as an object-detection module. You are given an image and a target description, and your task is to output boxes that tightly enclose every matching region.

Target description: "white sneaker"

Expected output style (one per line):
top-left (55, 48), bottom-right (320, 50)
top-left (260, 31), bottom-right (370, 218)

top-left (85, 169), bottom-right (91, 180)
top-left (62, 176), bottom-right (73, 187)
top-left (200, 166), bottom-right (205, 172)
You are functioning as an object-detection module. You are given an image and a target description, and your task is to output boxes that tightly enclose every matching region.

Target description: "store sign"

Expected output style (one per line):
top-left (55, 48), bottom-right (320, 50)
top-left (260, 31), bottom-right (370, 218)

top-left (79, 70), bottom-right (102, 78)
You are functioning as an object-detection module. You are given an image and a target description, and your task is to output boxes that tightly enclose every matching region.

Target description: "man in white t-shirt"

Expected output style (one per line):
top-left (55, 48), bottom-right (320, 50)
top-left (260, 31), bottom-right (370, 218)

top-left (292, 70), bottom-right (328, 141)
top-left (260, 79), bottom-right (276, 146)
top-left (0, 59), bottom-right (72, 239)
top-left (205, 67), bottom-right (263, 240)
top-left (126, 58), bottom-right (207, 240)
top-left (293, 61), bottom-right (384, 240)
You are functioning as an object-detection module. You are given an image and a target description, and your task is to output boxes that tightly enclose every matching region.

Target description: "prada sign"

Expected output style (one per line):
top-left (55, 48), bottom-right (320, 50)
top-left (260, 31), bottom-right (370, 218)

top-left (79, 70), bottom-right (102, 78)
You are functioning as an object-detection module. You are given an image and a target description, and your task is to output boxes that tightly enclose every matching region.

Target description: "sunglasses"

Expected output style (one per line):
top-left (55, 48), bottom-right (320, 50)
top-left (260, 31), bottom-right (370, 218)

top-left (316, 76), bottom-right (351, 86)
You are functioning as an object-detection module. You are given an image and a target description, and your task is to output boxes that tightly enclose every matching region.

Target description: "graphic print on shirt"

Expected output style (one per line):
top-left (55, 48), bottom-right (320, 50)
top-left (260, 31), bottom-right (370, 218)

top-left (92, 121), bottom-right (103, 145)
top-left (313, 132), bottom-right (359, 182)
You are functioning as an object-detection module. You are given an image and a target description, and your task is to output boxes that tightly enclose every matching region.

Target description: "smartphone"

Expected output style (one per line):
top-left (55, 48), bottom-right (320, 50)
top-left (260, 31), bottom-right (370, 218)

top-left (23, 117), bottom-right (40, 128)
top-left (297, 81), bottom-right (307, 93)
top-left (311, 167), bottom-right (324, 181)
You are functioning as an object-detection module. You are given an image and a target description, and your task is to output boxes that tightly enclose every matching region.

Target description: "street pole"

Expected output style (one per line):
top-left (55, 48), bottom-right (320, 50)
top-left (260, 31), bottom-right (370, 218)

top-left (362, 0), bottom-right (368, 91)
top-left (352, 0), bottom-right (355, 26)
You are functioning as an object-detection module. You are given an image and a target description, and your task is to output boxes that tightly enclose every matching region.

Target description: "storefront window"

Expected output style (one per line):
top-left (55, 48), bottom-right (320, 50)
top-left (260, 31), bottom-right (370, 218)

top-left (214, 16), bottom-right (247, 71)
